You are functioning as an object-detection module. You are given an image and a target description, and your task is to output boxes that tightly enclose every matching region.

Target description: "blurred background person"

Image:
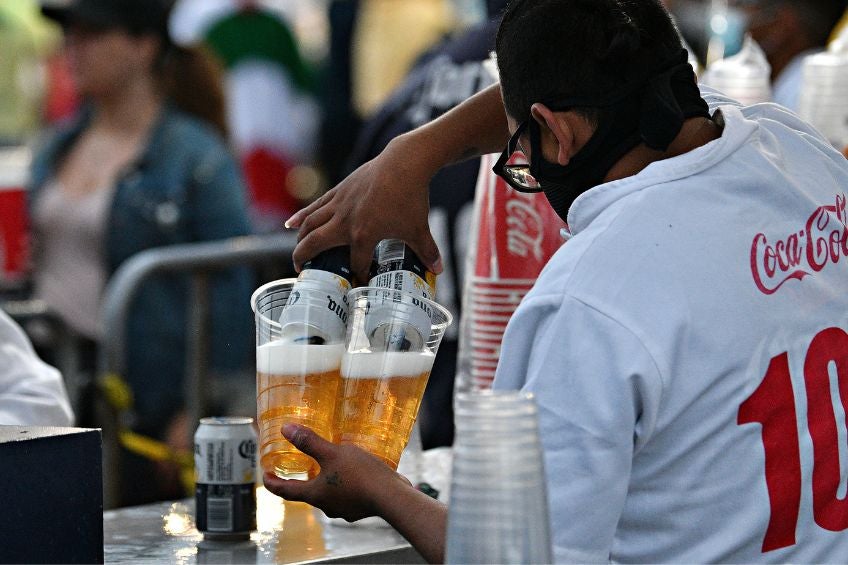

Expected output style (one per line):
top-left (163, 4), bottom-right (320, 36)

top-left (351, 0), bottom-right (457, 119)
top-left (0, 308), bottom-right (73, 426)
top-left (318, 0), bottom-right (362, 187)
top-left (737, 0), bottom-right (847, 110)
top-left (668, 0), bottom-right (847, 111)
top-left (31, 0), bottom-right (253, 505)
top-left (171, 0), bottom-right (322, 232)
top-left (317, 0), bottom-right (463, 187)
top-left (0, 0), bottom-right (58, 146)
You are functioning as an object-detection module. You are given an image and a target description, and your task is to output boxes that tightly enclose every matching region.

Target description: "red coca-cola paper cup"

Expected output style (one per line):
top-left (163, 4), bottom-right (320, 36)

top-left (457, 154), bottom-right (566, 395)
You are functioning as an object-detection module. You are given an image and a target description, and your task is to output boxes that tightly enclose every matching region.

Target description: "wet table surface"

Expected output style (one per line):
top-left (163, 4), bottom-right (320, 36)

top-left (103, 448), bottom-right (452, 564)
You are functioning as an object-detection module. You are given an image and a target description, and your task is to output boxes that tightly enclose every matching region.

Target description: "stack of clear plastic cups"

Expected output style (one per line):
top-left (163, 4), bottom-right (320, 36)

top-left (446, 391), bottom-right (552, 564)
top-left (798, 30), bottom-right (848, 151)
top-left (701, 34), bottom-right (772, 105)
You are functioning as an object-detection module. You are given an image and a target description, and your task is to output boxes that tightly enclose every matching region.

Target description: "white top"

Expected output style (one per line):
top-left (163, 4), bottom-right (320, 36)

top-left (0, 309), bottom-right (74, 425)
top-left (494, 88), bottom-right (848, 562)
top-left (32, 180), bottom-right (113, 339)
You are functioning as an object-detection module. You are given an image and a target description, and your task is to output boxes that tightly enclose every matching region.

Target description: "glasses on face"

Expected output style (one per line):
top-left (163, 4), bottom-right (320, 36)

top-left (492, 120), bottom-right (543, 193)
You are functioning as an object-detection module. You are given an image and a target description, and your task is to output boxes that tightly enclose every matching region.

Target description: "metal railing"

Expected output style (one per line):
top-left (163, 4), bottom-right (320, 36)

top-left (97, 233), bottom-right (298, 508)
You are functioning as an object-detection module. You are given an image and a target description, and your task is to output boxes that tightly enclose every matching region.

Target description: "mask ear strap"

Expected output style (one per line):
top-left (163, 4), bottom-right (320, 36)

top-left (638, 52), bottom-right (690, 150)
top-left (638, 49), bottom-right (711, 151)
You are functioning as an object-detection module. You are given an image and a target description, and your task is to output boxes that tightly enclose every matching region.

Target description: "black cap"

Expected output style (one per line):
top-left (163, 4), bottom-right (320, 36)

top-left (40, 0), bottom-right (173, 38)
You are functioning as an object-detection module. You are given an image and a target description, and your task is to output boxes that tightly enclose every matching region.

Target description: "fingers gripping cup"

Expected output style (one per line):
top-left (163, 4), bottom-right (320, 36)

top-left (252, 272), bottom-right (350, 479)
top-left (335, 287), bottom-right (452, 469)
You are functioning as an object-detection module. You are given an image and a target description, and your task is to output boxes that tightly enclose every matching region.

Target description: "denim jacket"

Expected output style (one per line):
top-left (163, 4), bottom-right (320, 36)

top-left (29, 104), bottom-right (254, 435)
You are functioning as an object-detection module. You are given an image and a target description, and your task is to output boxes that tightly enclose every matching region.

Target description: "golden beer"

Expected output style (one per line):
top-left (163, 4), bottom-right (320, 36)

top-left (256, 342), bottom-right (343, 477)
top-left (335, 350), bottom-right (435, 469)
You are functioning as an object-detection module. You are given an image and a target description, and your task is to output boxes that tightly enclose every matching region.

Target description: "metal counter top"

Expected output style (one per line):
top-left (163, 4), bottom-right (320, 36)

top-left (104, 490), bottom-right (423, 564)
top-left (104, 448), bottom-right (452, 564)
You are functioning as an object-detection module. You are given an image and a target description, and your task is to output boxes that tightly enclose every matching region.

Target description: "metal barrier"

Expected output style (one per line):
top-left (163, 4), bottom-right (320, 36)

top-left (97, 233), bottom-right (298, 508)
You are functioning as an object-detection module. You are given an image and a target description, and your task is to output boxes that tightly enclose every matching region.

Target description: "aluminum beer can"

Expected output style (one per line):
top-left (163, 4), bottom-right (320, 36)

top-left (369, 239), bottom-right (436, 298)
top-left (367, 239), bottom-right (437, 351)
top-left (194, 417), bottom-right (257, 540)
top-left (278, 246), bottom-right (353, 345)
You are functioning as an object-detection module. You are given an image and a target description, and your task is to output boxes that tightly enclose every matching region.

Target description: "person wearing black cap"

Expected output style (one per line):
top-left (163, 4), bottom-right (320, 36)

top-left (270, 0), bottom-right (848, 562)
top-left (30, 0), bottom-right (252, 505)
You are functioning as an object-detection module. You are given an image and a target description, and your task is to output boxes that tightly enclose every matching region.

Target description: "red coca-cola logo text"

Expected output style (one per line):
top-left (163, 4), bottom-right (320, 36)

top-left (750, 194), bottom-right (848, 295)
top-left (505, 195), bottom-right (546, 262)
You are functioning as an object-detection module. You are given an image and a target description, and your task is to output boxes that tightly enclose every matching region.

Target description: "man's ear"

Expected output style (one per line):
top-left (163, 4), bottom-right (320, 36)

top-left (530, 102), bottom-right (574, 166)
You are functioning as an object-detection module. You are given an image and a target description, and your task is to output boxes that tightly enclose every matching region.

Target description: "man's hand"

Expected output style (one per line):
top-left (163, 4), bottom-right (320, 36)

top-left (286, 134), bottom-right (443, 283)
top-left (286, 83), bottom-right (508, 283)
top-left (263, 423), bottom-right (413, 522)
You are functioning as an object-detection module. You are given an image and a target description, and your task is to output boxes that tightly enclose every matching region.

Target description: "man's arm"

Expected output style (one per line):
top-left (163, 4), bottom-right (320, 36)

top-left (286, 83), bottom-right (508, 281)
top-left (263, 424), bottom-right (448, 564)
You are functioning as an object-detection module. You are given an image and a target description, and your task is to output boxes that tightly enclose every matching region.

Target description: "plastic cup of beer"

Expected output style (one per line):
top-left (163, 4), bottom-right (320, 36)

top-left (251, 279), bottom-right (345, 479)
top-left (335, 287), bottom-right (453, 469)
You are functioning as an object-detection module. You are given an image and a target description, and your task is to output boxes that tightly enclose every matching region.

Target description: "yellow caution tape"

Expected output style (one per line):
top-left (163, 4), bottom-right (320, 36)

top-left (100, 372), bottom-right (195, 496)
top-left (99, 373), bottom-right (134, 411)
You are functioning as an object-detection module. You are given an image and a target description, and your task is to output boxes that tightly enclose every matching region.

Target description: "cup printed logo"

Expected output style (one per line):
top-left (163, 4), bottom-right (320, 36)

top-left (506, 196), bottom-right (546, 262)
top-left (474, 162), bottom-right (566, 279)
top-left (750, 193), bottom-right (848, 295)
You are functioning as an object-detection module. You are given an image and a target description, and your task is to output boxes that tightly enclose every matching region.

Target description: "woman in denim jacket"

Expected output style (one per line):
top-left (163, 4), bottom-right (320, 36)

top-left (30, 0), bottom-right (252, 505)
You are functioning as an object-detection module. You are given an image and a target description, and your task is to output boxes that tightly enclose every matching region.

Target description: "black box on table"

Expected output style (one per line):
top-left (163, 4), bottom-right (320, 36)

top-left (0, 426), bottom-right (103, 564)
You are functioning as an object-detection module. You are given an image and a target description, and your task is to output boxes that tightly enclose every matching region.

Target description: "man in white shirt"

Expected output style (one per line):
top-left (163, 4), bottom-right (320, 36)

top-left (264, 0), bottom-right (848, 562)
top-left (1, 308), bottom-right (74, 426)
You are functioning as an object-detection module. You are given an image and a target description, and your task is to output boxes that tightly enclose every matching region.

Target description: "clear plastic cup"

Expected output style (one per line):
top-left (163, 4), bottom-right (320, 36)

top-left (251, 279), bottom-right (345, 479)
top-left (334, 287), bottom-right (453, 469)
top-left (798, 48), bottom-right (848, 149)
top-left (702, 35), bottom-right (772, 105)
top-left (446, 391), bottom-right (552, 564)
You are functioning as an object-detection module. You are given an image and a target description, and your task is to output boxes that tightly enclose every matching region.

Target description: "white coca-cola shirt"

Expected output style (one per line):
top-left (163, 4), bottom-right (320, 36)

top-left (493, 88), bottom-right (848, 563)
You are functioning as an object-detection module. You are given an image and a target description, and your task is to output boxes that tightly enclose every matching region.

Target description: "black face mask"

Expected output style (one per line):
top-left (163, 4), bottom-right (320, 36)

top-left (493, 49), bottom-right (711, 223)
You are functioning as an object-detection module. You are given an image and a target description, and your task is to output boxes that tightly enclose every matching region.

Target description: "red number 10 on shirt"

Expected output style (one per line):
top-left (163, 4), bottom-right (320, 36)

top-left (738, 326), bottom-right (848, 552)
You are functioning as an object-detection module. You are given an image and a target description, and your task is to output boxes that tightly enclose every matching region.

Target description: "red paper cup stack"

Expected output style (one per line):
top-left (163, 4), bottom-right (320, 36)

top-left (457, 154), bottom-right (566, 392)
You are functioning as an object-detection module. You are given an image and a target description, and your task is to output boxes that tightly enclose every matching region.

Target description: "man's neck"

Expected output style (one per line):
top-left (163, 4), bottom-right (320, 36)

top-left (603, 116), bottom-right (723, 182)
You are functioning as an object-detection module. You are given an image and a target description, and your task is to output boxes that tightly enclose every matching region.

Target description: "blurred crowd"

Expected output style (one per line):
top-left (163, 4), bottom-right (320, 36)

top-left (1, 0), bottom-right (846, 507)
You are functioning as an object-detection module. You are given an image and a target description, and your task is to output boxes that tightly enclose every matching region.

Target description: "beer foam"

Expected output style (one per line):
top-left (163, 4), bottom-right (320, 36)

top-left (341, 351), bottom-right (436, 379)
top-left (257, 342), bottom-right (344, 374)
